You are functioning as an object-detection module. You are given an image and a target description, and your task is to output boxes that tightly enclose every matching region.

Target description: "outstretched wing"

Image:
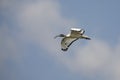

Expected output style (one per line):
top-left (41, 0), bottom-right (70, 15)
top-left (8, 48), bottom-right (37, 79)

top-left (61, 37), bottom-right (78, 51)
top-left (71, 28), bottom-right (85, 36)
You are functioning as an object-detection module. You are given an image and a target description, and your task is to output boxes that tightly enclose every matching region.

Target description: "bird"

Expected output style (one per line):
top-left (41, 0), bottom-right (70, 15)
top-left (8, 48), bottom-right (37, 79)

top-left (54, 28), bottom-right (91, 51)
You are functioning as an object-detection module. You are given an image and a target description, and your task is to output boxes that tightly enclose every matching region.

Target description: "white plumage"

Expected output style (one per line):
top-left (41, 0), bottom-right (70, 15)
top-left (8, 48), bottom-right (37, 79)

top-left (55, 28), bottom-right (91, 51)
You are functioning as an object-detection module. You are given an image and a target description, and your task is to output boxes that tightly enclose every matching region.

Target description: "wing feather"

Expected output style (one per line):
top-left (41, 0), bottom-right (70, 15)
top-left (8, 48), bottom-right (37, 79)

top-left (70, 30), bottom-right (80, 36)
top-left (61, 37), bottom-right (78, 51)
top-left (70, 28), bottom-right (85, 36)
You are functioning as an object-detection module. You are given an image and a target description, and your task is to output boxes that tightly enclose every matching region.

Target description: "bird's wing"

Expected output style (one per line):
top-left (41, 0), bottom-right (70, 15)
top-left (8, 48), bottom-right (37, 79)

top-left (71, 28), bottom-right (85, 35)
top-left (70, 29), bottom-right (80, 36)
top-left (61, 37), bottom-right (78, 51)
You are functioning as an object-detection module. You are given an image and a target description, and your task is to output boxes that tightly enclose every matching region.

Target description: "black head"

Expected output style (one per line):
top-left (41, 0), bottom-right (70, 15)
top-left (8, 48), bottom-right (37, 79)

top-left (54, 34), bottom-right (65, 39)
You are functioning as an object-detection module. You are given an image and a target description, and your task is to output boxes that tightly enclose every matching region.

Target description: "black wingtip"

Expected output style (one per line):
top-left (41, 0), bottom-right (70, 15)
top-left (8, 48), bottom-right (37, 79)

top-left (61, 48), bottom-right (68, 51)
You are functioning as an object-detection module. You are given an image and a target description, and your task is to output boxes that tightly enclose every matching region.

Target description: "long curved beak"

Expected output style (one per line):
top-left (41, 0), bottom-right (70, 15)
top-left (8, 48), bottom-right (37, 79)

top-left (54, 35), bottom-right (59, 39)
top-left (54, 34), bottom-right (61, 39)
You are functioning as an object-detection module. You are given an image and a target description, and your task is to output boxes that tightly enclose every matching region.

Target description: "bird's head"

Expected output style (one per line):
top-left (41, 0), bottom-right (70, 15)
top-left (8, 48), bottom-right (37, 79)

top-left (54, 34), bottom-right (66, 39)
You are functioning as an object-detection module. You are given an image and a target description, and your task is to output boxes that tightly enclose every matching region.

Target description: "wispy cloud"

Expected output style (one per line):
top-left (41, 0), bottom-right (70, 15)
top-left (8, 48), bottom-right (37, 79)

top-left (1, 0), bottom-right (120, 80)
top-left (16, 0), bottom-right (77, 52)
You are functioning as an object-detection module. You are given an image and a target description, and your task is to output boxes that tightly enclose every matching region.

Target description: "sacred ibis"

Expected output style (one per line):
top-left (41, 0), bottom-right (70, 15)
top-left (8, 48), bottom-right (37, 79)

top-left (54, 28), bottom-right (91, 51)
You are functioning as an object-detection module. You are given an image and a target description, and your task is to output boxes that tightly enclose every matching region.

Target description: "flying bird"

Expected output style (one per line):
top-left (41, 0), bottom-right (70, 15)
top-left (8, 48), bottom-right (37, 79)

top-left (54, 28), bottom-right (91, 51)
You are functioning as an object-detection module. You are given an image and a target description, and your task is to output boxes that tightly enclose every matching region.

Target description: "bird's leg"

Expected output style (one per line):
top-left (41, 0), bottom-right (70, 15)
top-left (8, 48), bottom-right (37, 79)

top-left (82, 35), bottom-right (91, 40)
top-left (85, 37), bottom-right (91, 40)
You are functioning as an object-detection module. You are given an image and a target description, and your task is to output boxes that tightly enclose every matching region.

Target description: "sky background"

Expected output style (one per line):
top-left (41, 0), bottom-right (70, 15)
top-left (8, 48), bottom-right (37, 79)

top-left (0, 0), bottom-right (120, 80)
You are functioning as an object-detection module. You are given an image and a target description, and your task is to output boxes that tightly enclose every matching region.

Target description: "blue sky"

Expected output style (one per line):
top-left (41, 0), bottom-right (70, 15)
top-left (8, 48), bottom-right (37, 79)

top-left (0, 0), bottom-right (120, 80)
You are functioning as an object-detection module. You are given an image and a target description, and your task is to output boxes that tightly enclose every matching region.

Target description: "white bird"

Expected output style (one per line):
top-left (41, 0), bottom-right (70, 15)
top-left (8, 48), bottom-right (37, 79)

top-left (54, 28), bottom-right (91, 51)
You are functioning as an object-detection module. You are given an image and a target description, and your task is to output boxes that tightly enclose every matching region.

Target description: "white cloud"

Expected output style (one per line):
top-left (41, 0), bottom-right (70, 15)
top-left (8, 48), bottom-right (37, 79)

top-left (59, 40), bottom-right (120, 79)
top-left (15, 0), bottom-right (77, 53)
top-left (1, 0), bottom-right (120, 80)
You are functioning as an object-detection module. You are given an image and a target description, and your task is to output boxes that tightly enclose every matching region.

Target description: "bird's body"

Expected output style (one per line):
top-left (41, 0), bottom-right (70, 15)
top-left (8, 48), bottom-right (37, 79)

top-left (55, 28), bottom-right (91, 51)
